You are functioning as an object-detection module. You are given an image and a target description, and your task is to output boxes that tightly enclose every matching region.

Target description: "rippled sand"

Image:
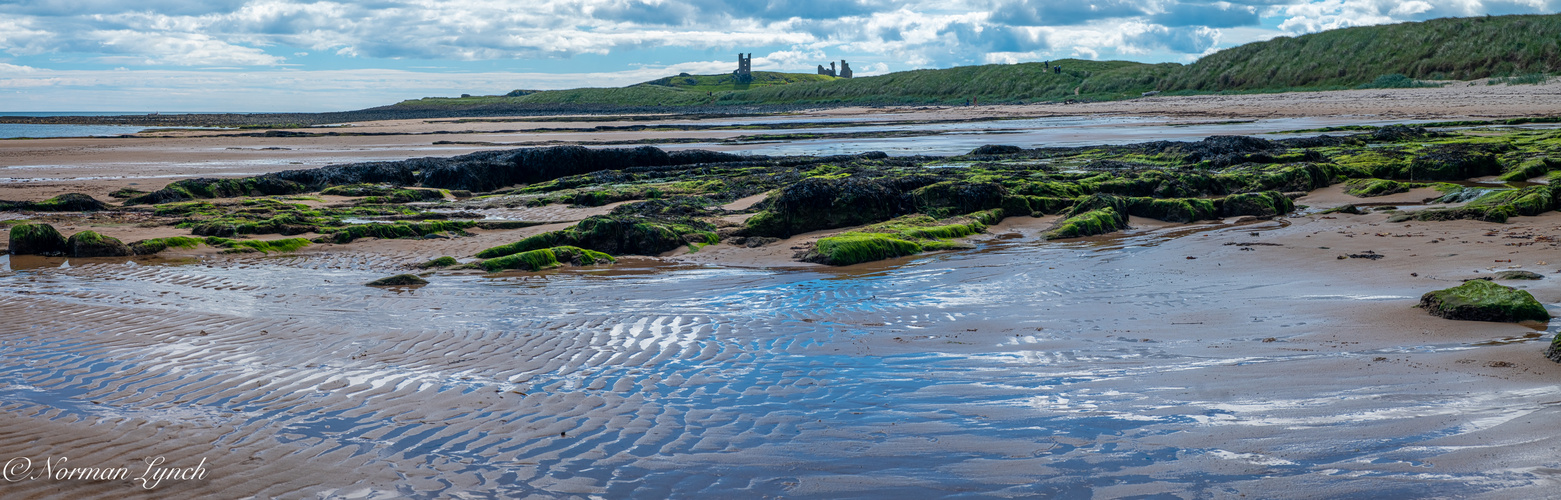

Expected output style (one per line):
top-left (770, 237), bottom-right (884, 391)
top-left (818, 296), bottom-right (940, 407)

top-left (0, 205), bottom-right (1557, 497)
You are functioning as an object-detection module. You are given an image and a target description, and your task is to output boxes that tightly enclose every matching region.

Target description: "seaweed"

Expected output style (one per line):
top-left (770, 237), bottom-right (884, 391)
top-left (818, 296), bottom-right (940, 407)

top-left (128, 236), bottom-right (204, 255)
top-left (1420, 280), bottom-right (1549, 323)
top-left (806, 233), bottom-right (923, 265)
top-left (367, 274), bottom-right (429, 287)
top-left (479, 246), bottom-right (616, 271)
top-left (8, 223), bottom-right (68, 255)
top-left (66, 230), bottom-right (131, 257)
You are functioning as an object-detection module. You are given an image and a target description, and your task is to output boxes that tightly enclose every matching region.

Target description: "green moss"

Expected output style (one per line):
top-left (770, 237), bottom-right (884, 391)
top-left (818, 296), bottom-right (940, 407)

top-left (1465, 185), bottom-right (1557, 217)
top-left (1344, 178), bottom-right (1410, 197)
top-left (66, 230), bottom-right (131, 257)
top-left (1419, 279), bottom-right (1550, 323)
top-left (479, 246), bottom-right (615, 271)
top-left (1497, 158), bottom-right (1555, 181)
top-left (1044, 207), bottom-right (1126, 240)
top-left (1126, 197), bottom-right (1218, 223)
top-left (129, 236), bottom-right (204, 255)
top-left (1219, 191), bottom-right (1294, 217)
top-left (417, 256), bottom-right (460, 269)
top-left (203, 236), bottom-right (310, 254)
top-left (8, 223), bottom-right (68, 255)
top-left (476, 215), bottom-right (711, 257)
top-left (809, 233), bottom-right (923, 265)
top-left (325, 221), bottom-right (474, 244)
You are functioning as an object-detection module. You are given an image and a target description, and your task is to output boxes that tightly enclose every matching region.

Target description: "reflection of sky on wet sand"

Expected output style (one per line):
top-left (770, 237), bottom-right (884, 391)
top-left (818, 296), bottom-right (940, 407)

top-left (1, 217), bottom-right (1557, 497)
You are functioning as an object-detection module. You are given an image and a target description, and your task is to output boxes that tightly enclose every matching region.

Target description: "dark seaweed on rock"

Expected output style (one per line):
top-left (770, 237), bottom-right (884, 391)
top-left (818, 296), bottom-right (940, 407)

top-left (8, 223), bottom-right (68, 256)
top-left (273, 146), bottom-right (750, 193)
top-left (743, 176), bottom-right (942, 238)
top-left (0, 193), bottom-right (108, 212)
top-left (477, 215), bottom-right (716, 258)
top-left (66, 230), bottom-right (131, 258)
top-left (127, 146), bottom-right (753, 204)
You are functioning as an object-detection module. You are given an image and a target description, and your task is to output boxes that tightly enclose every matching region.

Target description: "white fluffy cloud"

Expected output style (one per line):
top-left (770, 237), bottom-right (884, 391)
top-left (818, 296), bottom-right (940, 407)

top-left (0, 0), bottom-right (1557, 110)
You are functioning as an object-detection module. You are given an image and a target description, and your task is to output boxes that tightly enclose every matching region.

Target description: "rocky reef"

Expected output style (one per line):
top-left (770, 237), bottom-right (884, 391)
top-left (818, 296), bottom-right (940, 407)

top-left (7, 127), bottom-right (1561, 273)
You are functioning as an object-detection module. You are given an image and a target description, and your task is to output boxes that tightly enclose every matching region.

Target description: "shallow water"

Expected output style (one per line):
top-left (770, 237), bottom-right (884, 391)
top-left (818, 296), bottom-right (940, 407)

top-left (0, 221), bottom-right (1557, 497)
top-left (677, 116), bottom-right (1443, 156)
top-left (0, 123), bottom-right (152, 139)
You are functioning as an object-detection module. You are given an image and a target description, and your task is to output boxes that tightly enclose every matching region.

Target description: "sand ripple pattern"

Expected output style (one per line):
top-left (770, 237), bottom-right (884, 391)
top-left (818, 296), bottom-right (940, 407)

top-left (0, 228), bottom-right (1557, 498)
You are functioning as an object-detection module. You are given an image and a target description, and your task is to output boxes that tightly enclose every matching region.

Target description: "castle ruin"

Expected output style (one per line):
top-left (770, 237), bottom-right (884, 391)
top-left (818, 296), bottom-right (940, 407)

top-left (817, 60), bottom-right (853, 78)
top-left (733, 53), bottom-right (753, 83)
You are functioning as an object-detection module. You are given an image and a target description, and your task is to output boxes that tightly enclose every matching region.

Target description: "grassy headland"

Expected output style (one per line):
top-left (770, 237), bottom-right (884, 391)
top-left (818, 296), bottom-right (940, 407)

top-left (5, 13), bottom-right (1560, 128)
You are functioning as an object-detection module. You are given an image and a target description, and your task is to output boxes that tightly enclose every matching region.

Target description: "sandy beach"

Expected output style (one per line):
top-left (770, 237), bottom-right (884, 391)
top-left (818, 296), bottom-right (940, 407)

top-left (2, 84), bottom-right (1560, 498)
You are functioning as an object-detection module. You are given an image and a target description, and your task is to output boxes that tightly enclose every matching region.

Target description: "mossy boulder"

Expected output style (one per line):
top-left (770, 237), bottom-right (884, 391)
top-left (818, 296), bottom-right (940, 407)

top-left (8, 223), bottom-right (68, 255)
top-left (128, 236), bottom-right (204, 255)
top-left (367, 274), bottom-right (429, 287)
top-left (66, 230), bottom-right (131, 257)
top-left (1126, 197), bottom-right (1218, 223)
top-left (1344, 178), bottom-right (1409, 197)
top-left (1218, 191), bottom-right (1294, 217)
top-left (1419, 280), bottom-right (1549, 323)
top-left (909, 181), bottom-right (1007, 218)
top-left (33, 193), bottom-right (108, 211)
top-left (477, 215), bottom-right (713, 258)
top-left (805, 233), bottom-right (922, 265)
top-left (479, 246), bottom-right (614, 272)
top-left (1404, 144), bottom-right (1505, 180)
top-left (742, 176), bottom-right (934, 238)
top-left (1463, 186), bottom-right (1557, 218)
top-left (1497, 158), bottom-right (1556, 182)
top-left (1044, 194), bottom-right (1130, 239)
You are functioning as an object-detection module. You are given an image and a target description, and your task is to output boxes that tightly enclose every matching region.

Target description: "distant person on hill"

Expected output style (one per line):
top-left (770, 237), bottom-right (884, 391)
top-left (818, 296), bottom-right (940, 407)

top-left (1054, 65), bottom-right (1061, 74)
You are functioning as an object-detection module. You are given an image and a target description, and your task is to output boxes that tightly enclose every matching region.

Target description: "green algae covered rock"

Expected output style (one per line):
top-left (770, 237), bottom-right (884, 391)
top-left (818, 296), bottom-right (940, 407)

top-left (1126, 197), bottom-right (1218, 223)
top-left (33, 193), bottom-right (108, 211)
top-left (476, 215), bottom-right (712, 258)
top-left (128, 236), bottom-right (204, 255)
top-left (1043, 194), bottom-right (1129, 240)
top-left (8, 223), bottom-right (68, 255)
top-left (67, 230), bottom-right (131, 257)
top-left (479, 246), bottom-right (614, 272)
top-left (807, 233), bottom-right (922, 266)
top-left (1344, 178), bottom-right (1409, 197)
top-left (366, 274), bottom-right (429, 287)
top-left (1419, 280), bottom-right (1550, 323)
top-left (1219, 191), bottom-right (1294, 217)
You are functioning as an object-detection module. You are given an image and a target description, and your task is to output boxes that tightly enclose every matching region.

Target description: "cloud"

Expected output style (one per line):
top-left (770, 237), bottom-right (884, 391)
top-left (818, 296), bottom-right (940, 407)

top-left (1151, 3), bottom-right (1261, 28)
top-left (1, 0), bottom-right (1559, 110)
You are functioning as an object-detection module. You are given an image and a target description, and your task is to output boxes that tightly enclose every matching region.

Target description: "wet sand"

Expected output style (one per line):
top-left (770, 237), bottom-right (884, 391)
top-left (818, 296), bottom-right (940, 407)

top-left (2, 88), bottom-right (1561, 497)
top-left (2, 202), bottom-right (1559, 497)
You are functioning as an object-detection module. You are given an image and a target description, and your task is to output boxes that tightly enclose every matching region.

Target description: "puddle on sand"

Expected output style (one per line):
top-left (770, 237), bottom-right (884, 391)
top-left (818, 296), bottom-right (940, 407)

top-left (0, 236), bottom-right (1556, 498)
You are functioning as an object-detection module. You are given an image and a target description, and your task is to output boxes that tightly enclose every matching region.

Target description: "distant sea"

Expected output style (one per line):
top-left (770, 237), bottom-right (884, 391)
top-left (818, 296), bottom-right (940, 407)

top-left (0, 112), bottom-right (239, 139)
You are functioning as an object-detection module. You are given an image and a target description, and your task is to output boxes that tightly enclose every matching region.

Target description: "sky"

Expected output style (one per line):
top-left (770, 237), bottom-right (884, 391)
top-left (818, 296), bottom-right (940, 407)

top-left (1, 0), bottom-right (1557, 112)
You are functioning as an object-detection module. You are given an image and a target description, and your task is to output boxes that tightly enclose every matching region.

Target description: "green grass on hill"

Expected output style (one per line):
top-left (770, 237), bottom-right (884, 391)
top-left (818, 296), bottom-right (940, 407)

top-left (389, 13), bottom-right (1561, 111)
top-left (1158, 14), bottom-right (1561, 92)
top-left (721, 60), bottom-right (1175, 105)
top-left (643, 71), bottom-right (836, 92)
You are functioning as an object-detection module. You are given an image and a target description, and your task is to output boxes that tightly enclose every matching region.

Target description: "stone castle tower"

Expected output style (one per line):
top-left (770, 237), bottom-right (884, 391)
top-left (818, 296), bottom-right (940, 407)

top-left (818, 60), bottom-right (853, 78)
top-left (734, 53), bottom-right (753, 83)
